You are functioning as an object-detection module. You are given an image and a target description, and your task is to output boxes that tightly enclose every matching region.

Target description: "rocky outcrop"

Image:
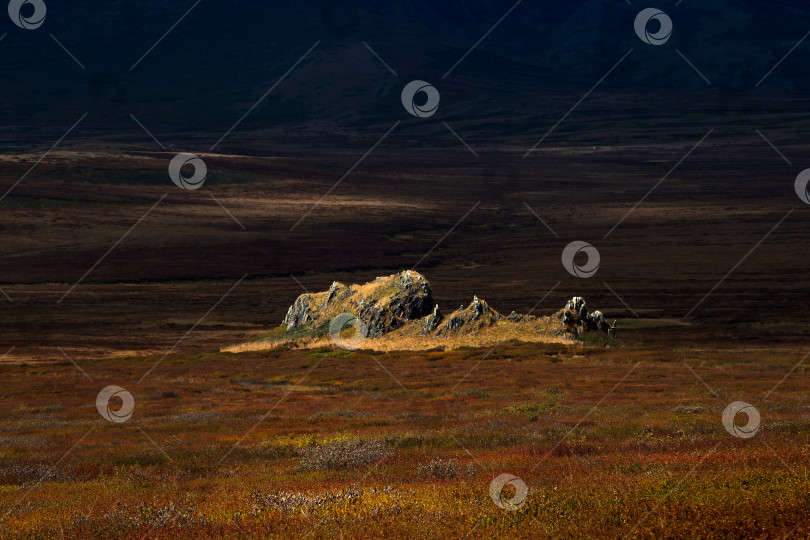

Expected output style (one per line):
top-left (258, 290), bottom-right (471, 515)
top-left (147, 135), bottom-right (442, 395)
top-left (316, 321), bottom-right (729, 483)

top-left (565, 296), bottom-right (586, 313)
top-left (435, 296), bottom-right (503, 336)
top-left (422, 304), bottom-right (442, 334)
top-left (278, 272), bottom-right (613, 343)
top-left (325, 281), bottom-right (340, 304)
top-left (557, 296), bottom-right (610, 335)
top-left (385, 271), bottom-right (434, 320)
top-left (282, 294), bottom-right (313, 330)
top-left (281, 270), bottom-right (435, 338)
top-left (588, 310), bottom-right (609, 333)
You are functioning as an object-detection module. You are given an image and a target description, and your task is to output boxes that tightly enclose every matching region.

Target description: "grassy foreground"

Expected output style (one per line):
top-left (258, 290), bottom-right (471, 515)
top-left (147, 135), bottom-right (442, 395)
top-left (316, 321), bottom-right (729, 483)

top-left (1, 341), bottom-right (808, 538)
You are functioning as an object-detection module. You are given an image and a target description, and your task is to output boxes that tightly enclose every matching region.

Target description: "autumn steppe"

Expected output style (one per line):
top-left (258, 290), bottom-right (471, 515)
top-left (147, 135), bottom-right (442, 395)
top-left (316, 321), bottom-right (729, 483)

top-left (2, 342), bottom-right (809, 538)
top-left (0, 141), bottom-right (809, 538)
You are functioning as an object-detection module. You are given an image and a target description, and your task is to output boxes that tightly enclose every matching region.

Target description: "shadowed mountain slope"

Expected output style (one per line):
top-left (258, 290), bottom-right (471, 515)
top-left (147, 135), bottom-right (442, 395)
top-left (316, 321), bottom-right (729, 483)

top-left (2, 0), bottom-right (810, 147)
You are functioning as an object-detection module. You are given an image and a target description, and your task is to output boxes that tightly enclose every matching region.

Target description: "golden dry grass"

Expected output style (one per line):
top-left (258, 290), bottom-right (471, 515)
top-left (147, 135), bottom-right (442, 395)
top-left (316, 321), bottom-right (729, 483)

top-left (223, 319), bottom-right (573, 353)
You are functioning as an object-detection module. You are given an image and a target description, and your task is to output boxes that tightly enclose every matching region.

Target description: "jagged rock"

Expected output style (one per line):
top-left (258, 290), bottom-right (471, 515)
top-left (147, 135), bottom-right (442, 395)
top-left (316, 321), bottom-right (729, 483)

top-left (564, 296), bottom-right (589, 321)
top-left (277, 274), bottom-right (613, 344)
top-left (388, 275), bottom-right (433, 320)
top-left (561, 310), bottom-right (574, 325)
top-left (282, 294), bottom-right (312, 330)
top-left (435, 295), bottom-right (502, 336)
top-left (587, 310), bottom-right (609, 333)
top-left (565, 296), bottom-right (586, 312)
top-left (279, 270), bottom-right (434, 337)
top-left (422, 304), bottom-right (442, 334)
top-left (358, 304), bottom-right (387, 338)
top-left (443, 315), bottom-right (466, 333)
top-left (558, 296), bottom-right (611, 336)
top-left (325, 281), bottom-right (340, 304)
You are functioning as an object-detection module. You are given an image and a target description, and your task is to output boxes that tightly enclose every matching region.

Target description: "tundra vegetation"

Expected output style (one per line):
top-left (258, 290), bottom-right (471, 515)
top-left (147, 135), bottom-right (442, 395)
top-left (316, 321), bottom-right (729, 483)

top-left (0, 341), bottom-right (807, 538)
top-left (0, 151), bottom-right (806, 538)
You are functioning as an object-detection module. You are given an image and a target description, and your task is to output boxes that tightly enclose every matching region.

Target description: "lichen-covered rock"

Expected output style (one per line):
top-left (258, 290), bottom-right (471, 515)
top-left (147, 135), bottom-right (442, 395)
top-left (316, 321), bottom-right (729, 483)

top-left (587, 310), bottom-right (609, 333)
top-left (282, 294), bottom-right (312, 330)
top-left (387, 273), bottom-right (433, 320)
top-left (422, 304), bottom-right (442, 334)
top-left (557, 296), bottom-right (611, 336)
top-left (325, 281), bottom-right (340, 304)
top-left (357, 304), bottom-right (390, 338)
top-left (279, 270), bottom-right (435, 337)
top-left (277, 275), bottom-right (612, 344)
top-left (565, 296), bottom-right (586, 312)
top-left (435, 295), bottom-right (502, 336)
